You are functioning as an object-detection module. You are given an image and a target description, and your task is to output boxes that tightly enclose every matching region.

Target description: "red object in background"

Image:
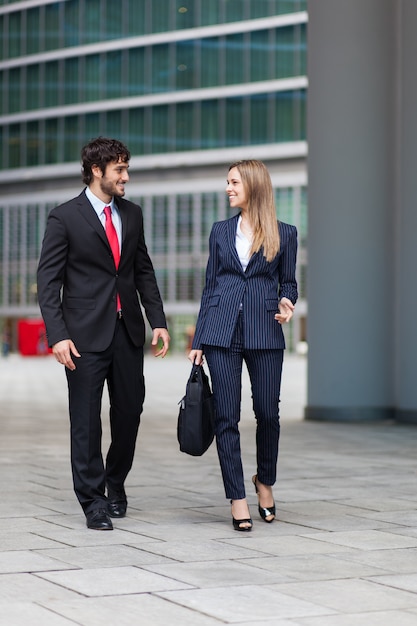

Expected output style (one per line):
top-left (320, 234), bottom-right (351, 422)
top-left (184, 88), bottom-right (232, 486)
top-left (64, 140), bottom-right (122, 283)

top-left (18, 319), bottom-right (51, 356)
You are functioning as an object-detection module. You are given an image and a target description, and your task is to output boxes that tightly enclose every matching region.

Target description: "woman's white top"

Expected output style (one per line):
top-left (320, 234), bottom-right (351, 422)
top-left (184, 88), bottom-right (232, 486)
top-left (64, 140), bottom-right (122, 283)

top-left (236, 215), bottom-right (252, 271)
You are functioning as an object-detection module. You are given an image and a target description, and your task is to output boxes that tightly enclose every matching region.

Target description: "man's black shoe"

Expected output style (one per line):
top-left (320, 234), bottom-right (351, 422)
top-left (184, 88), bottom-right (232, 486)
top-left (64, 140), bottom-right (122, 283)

top-left (86, 508), bottom-right (113, 530)
top-left (107, 499), bottom-right (127, 518)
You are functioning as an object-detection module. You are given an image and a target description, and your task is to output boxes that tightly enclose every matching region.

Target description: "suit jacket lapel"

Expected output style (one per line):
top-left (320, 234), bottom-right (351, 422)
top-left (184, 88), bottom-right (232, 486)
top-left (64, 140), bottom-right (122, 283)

top-left (75, 191), bottom-right (109, 248)
top-left (227, 214), bottom-right (244, 273)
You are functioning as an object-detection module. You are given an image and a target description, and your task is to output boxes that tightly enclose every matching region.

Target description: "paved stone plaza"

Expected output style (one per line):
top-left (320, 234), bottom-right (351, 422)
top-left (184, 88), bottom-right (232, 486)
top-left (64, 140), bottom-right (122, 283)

top-left (1, 351), bottom-right (417, 625)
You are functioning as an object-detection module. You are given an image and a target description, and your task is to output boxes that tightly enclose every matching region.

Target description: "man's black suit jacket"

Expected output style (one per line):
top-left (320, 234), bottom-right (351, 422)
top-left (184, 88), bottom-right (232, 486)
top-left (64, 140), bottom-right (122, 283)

top-left (37, 190), bottom-right (167, 351)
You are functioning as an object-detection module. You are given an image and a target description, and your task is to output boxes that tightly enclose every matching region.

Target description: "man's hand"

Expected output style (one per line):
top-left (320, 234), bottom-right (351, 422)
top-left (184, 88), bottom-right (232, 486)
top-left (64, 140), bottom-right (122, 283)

top-left (274, 297), bottom-right (295, 324)
top-left (188, 349), bottom-right (203, 365)
top-left (52, 339), bottom-right (81, 371)
top-left (151, 328), bottom-right (170, 358)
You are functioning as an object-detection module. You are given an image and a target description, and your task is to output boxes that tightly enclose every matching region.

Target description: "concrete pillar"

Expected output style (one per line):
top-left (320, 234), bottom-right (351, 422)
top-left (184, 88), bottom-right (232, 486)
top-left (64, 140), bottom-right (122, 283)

top-left (305, 0), bottom-right (396, 420)
top-left (395, 0), bottom-right (417, 422)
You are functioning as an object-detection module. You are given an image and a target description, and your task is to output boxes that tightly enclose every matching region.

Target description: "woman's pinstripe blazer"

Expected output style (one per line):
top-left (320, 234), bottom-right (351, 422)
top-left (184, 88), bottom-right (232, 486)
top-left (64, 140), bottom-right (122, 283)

top-left (192, 214), bottom-right (298, 351)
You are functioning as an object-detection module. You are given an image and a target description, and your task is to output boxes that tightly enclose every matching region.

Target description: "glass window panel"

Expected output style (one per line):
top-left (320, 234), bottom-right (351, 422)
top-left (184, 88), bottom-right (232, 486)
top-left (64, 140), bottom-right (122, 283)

top-left (26, 8), bottom-right (40, 55)
top-left (225, 34), bottom-right (246, 84)
top-left (199, 38), bottom-right (219, 87)
top-left (85, 112), bottom-right (101, 140)
top-left (8, 68), bottom-right (21, 113)
top-left (250, 30), bottom-right (271, 82)
top-left (64, 116), bottom-right (79, 162)
top-left (274, 0), bottom-right (307, 13)
top-left (176, 269), bottom-right (194, 300)
top-left (276, 26), bottom-right (297, 78)
top-left (27, 121), bottom-right (40, 166)
top-left (151, 106), bottom-right (169, 153)
top-left (64, 58), bottom-right (79, 104)
top-left (45, 119), bottom-right (59, 163)
top-left (250, 0), bottom-right (273, 18)
top-left (84, 55), bottom-right (101, 101)
top-left (225, 0), bottom-right (248, 22)
top-left (0, 127), bottom-right (4, 169)
top-left (105, 110), bottom-right (122, 140)
top-left (201, 100), bottom-right (219, 148)
top-left (0, 16), bottom-right (3, 61)
top-left (8, 11), bottom-right (21, 58)
top-left (105, 51), bottom-right (122, 98)
top-left (128, 108), bottom-right (145, 155)
top-left (176, 102), bottom-right (194, 150)
top-left (26, 65), bottom-right (40, 110)
top-left (175, 41), bottom-right (195, 89)
top-left (128, 48), bottom-right (146, 95)
top-left (8, 124), bottom-right (21, 168)
top-left (44, 62), bottom-right (59, 107)
top-left (176, 194), bottom-right (193, 253)
top-left (250, 95), bottom-right (269, 145)
top-left (127, 0), bottom-right (146, 35)
top-left (175, 1), bottom-right (194, 29)
top-left (45, 3), bottom-right (60, 51)
top-left (152, 44), bottom-right (173, 92)
top-left (84, 0), bottom-right (101, 44)
top-left (105, 1), bottom-right (123, 39)
top-left (0, 72), bottom-right (3, 115)
top-left (202, 192), bottom-right (219, 245)
top-left (152, 196), bottom-right (169, 254)
top-left (151, 0), bottom-right (171, 32)
top-left (64, 0), bottom-right (80, 47)
top-left (225, 98), bottom-right (244, 146)
top-left (200, 0), bottom-right (220, 26)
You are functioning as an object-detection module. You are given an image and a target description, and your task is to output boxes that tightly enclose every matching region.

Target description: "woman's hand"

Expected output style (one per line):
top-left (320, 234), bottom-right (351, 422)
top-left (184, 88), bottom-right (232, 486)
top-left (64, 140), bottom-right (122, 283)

top-left (275, 297), bottom-right (295, 324)
top-left (188, 349), bottom-right (204, 365)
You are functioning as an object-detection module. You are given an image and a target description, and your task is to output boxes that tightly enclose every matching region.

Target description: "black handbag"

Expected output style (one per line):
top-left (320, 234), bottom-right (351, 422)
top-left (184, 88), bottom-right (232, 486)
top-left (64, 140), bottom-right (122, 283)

top-left (177, 362), bottom-right (215, 456)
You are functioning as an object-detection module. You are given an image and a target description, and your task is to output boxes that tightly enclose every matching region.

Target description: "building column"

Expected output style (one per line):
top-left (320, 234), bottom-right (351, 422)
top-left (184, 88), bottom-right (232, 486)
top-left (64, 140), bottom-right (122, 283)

top-left (305, 0), bottom-right (396, 420)
top-left (395, 0), bottom-right (417, 422)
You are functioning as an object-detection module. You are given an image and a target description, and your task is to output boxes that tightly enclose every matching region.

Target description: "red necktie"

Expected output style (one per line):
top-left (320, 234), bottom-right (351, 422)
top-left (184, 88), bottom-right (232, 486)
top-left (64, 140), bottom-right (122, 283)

top-left (104, 206), bottom-right (121, 312)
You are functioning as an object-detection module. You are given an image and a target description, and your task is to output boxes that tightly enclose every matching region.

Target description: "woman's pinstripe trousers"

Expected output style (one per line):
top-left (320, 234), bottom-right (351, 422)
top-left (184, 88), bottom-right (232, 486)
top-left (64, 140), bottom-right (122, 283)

top-left (204, 312), bottom-right (284, 500)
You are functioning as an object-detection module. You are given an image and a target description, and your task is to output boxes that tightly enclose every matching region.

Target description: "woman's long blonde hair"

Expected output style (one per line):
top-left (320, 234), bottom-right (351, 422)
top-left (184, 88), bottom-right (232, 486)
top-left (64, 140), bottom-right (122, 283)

top-left (229, 159), bottom-right (280, 262)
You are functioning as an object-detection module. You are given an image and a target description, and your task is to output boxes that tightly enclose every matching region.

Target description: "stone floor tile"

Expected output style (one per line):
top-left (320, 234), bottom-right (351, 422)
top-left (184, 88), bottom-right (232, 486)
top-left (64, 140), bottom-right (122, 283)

top-left (42, 594), bottom-right (225, 625)
top-left (144, 559), bottom-right (296, 588)
top-left (37, 544), bottom-right (175, 569)
top-left (158, 584), bottom-right (334, 622)
top-left (367, 573), bottom-right (417, 594)
top-left (0, 602), bottom-right (76, 626)
top-left (333, 547), bottom-right (417, 574)
top-left (219, 534), bottom-right (353, 557)
top-left (296, 610), bottom-right (417, 626)
top-left (36, 565), bottom-right (193, 596)
top-left (0, 573), bottom-right (81, 601)
top-left (268, 578), bottom-right (417, 613)
top-left (237, 552), bottom-right (391, 581)
top-left (0, 550), bottom-right (74, 574)
top-left (135, 538), bottom-right (269, 562)
top-left (299, 529), bottom-right (417, 551)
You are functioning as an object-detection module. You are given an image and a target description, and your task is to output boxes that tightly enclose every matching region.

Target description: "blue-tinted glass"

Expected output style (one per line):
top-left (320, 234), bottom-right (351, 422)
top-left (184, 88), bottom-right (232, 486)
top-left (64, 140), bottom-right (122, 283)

top-left (64, 117), bottom-right (79, 162)
top-left (45, 119), bottom-right (59, 163)
top-left (151, 106), bottom-right (170, 153)
top-left (175, 41), bottom-right (195, 89)
top-left (44, 62), bottom-right (59, 107)
top-left (84, 0), bottom-right (101, 44)
top-left (8, 11), bottom-right (21, 58)
top-left (201, 100), bottom-right (220, 148)
top-left (84, 55), bottom-right (101, 101)
top-left (64, 0), bottom-right (80, 47)
top-left (26, 65), bottom-right (40, 110)
top-left (128, 108), bottom-right (145, 155)
top-left (26, 8), bottom-right (40, 54)
top-left (64, 58), bottom-right (79, 104)
top-left (105, 110), bottom-right (123, 142)
top-left (176, 102), bottom-right (195, 149)
top-left (45, 3), bottom-right (61, 51)
top-left (9, 124), bottom-right (21, 168)
top-left (105, 51), bottom-right (123, 98)
top-left (105, 1), bottom-right (123, 39)
top-left (27, 121), bottom-right (39, 166)
top-left (0, 72), bottom-right (3, 114)
top-left (175, 1), bottom-right (194, 29)
top-left (199, 38), bottom-right (219, 87)
top-left (152, 44), bottom-right (174, 91)
top-left (128, 48), bottom-right (146, 95)
top-left (127, 0), bottom-right (146, 35)
top-left (85, 112), bottom-right (101, 140)
top-left (8, 68), bottom-right (21, 113)
top-left (151, 0), bottom-right (171, 33)
top-left (200, 0), bottom-right (220, 26)
top-left (225, 97), bottom-right (245, 146)
top-left (250, 95), bottom-right (270, 144)
top-left (225, 34), bottom-right (247, 84)
top-left (250, 30), bottom-right (271, 82)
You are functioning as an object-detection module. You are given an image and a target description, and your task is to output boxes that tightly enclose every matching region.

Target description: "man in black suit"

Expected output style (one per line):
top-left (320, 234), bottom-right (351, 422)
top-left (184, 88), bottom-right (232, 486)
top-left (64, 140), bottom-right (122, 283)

top-left (37, 137), bottom-right (170, 530)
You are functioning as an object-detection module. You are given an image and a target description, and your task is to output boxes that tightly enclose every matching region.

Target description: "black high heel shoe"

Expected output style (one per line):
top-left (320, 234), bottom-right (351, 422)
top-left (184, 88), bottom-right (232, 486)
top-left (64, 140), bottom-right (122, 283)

top-left (230, 500), bottom-right (252, 532)
top-left (252, 475), bottom-right (275, 523)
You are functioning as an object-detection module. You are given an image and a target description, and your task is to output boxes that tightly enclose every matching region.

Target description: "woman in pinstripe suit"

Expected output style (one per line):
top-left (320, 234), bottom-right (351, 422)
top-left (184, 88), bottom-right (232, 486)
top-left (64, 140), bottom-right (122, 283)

top-left (189, 160), bottom-right (298, 531)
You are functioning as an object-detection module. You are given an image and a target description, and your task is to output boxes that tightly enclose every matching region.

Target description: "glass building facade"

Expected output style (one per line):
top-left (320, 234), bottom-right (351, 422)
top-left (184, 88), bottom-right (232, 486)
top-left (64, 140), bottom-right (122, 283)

top-left (0, 0), bottom-right (307, 351)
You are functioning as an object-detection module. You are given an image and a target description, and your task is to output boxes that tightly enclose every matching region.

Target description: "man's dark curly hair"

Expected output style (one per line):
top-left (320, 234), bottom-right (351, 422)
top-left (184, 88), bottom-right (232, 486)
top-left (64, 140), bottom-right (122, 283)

top-left (81, 137), bottom-right (131, 185)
